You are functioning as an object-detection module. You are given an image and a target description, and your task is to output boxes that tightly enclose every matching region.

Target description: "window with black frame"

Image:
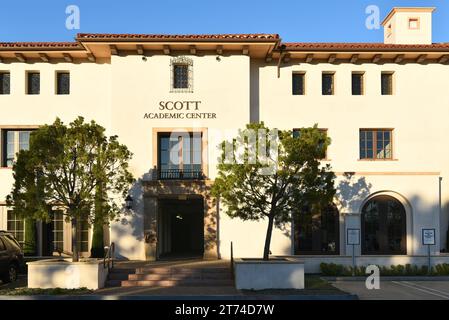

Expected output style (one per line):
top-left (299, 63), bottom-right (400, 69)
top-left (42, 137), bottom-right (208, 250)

top-left (56, 72), bottom-right (70, 95)
top-left (362, 195), bottom-right (406, 255)
top-left (1, 129), bottom-right (33, 167)
top-left (158, 132), bottom-right (202, 179)
top-left (26, 72), bottom-right (40, 94)
top-left (0, 72), bottom-right (10, 95)
top-left (322, 72), bottom-right (334, 95)
top-left (294, 204), bottom-right (340, 255)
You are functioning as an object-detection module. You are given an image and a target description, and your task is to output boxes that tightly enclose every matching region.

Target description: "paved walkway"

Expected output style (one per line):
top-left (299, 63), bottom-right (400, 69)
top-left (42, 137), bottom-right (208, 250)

top-left (331, 280), bottom-right (449, 300)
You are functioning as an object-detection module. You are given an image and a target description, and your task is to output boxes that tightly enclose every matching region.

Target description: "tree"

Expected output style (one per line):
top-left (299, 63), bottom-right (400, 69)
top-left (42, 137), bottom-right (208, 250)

top-left (23, 218), bottom-right (37, 256)
top-left (6, 117), bottom-right (134, 262)
top-left (211, 122), bottom-right (336, 260)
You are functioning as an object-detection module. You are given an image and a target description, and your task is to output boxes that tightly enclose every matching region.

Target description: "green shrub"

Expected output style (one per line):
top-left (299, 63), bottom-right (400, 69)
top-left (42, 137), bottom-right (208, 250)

top-left (320, 262), bottom-right (449, 276)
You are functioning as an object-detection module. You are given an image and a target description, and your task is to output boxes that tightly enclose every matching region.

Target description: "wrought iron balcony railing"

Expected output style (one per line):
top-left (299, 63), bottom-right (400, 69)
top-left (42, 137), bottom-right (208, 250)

top-left (155, 168), bottom-right (205, 180)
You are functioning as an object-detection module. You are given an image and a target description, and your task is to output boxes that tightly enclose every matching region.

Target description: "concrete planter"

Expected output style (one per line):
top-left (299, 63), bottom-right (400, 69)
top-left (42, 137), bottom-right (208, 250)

top-left (234, 258), bottom-right (305, 290)
top-left (27, 258), bottom-right (108, 290)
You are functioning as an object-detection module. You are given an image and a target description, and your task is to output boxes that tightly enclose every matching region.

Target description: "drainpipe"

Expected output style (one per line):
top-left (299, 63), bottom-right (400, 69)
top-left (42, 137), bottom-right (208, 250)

top-left (276, 44), bottom-right (286, 78)
top-left (439, 176), bottom-right (443, 252)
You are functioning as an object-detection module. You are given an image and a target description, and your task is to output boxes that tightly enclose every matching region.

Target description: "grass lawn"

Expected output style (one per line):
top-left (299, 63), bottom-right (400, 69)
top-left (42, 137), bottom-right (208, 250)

top-left (0, 287), bottom-right (93, 296)
top-left (241, 275), bottom-right (349, 295)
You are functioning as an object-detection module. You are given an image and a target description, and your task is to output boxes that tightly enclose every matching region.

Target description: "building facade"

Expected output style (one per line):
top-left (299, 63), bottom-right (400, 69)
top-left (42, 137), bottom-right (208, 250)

top-left (1, 7), bottom-right (449, 271)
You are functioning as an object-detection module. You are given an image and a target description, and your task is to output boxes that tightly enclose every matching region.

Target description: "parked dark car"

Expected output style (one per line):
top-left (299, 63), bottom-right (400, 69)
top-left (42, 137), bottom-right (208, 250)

top-left (0, 231), bottom-right (24, 283)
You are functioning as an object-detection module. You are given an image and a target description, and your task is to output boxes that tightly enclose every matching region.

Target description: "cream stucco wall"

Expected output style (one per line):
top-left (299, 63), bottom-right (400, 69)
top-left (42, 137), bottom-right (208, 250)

top-left (236, 59), bottom-right (449, 258)
top-left (108, 54), bottom-right (251, 260)
top-left (0, 50), bottom-right (448, 262)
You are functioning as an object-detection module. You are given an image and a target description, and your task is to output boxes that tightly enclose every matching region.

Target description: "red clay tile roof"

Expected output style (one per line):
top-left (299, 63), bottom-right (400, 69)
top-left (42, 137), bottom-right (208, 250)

top-left (77, 33), bottom-right (280, 41)
top-left (283, 42), bottom-right (449, 52)
top-left (0, 42), bottom-right (83, 50)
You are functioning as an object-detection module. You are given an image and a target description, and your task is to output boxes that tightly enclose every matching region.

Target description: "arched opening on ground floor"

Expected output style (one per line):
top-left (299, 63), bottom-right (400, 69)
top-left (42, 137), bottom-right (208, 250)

top-left (361, 194), bottom-right (407, 255)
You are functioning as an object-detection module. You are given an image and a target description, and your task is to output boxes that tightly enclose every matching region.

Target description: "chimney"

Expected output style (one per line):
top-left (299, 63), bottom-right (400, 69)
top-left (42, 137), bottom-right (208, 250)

top-left (382, 7), bottom-right (435, 44)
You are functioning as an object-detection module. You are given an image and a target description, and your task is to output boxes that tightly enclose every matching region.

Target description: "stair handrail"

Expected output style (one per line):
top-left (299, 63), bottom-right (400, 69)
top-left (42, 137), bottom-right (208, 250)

top-left (230, 241), bottom-right (234, 277)
top-left (103, 242), bottom-right (115, 270)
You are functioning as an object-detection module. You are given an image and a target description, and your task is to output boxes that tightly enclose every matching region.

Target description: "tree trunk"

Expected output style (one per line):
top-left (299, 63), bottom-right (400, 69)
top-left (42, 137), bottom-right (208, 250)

top-left (71, 217), bottom-right (79, 262)
top-left (263, 215), bottom-right (275, 260)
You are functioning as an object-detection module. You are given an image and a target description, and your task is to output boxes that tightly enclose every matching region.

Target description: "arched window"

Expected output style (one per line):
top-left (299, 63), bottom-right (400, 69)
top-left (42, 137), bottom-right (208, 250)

top-left (362, 195), bottom-right (406, 255)
top-left (294, 204), bottom-right (340, 255)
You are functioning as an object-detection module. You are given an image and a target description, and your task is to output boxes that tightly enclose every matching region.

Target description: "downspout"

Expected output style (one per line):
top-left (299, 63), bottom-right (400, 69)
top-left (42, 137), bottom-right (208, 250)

top-left (276, 44), bottom-right (286, 78)
top-left (439, 176), bottom-right (443, 251)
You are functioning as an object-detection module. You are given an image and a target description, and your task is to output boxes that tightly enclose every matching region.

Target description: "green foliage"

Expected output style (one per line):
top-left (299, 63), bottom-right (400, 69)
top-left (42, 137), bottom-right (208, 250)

top-left (90, 222), bottom-right (104, 258)
top-left (23, 218), bottom-right (36, 256)
top-left (0, 287), bottom-right (92, 296)
top-left (6, 117), bottom-right (134, 261)
top-left (212, 122), bottom-right (336, 260)
top-left (320, 262), bottom-right (449, 276)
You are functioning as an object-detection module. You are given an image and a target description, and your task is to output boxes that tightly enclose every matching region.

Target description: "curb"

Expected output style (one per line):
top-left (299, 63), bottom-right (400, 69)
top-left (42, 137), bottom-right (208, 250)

top-left (322, 276), bottom-right (449, 281)
top-left (0, 294), bottom-right (358, 300)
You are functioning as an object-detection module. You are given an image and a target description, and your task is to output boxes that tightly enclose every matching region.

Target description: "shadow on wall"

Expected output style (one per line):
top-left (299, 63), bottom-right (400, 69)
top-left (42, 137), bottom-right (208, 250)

top-left (112, 178), bottom-right (145, 260)
top-left (336, 172), bottom-right (372, 213)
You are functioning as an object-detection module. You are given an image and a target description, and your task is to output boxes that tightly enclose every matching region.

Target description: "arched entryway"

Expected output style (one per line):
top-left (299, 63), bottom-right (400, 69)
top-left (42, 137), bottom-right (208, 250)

top-left (361, 195), bottom-right (407, 255)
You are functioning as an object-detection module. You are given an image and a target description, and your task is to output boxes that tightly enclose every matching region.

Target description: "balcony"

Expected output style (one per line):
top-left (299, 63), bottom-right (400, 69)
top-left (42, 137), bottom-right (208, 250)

top-left (154, 168), bottom-right (205, 180)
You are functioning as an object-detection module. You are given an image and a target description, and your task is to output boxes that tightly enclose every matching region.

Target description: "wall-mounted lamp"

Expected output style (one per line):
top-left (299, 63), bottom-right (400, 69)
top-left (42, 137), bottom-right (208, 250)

top-left (125, 195), bottom-right (133, 210)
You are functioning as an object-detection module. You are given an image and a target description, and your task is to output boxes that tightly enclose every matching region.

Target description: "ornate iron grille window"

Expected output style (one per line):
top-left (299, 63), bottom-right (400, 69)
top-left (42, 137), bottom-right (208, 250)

top-left (322, 72), bottom-right (334, 95)
top-left (170, 57), bottom-right (193, 93)
top-left (0, 72), bottom-right (10, 94)
top-left (56, 72), bottom-right (70, 95)
top-left (27, 72), bottom-right (40, 95)
top-left (360, 129), bottom-right (393, 160)
top-left (292, 73), bottom-right (305, 95)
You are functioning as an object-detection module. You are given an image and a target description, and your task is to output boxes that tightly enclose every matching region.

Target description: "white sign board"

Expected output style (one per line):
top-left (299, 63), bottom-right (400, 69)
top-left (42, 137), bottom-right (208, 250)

top-left (422, 229), bottom-right (436, 245)
top-left (347, 228), bottom-right (360, 246)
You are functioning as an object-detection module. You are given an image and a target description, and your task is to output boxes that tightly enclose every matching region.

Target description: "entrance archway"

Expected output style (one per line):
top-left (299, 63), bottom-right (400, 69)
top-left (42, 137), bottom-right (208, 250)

top-left (361, 195), bottom-right (407, 255)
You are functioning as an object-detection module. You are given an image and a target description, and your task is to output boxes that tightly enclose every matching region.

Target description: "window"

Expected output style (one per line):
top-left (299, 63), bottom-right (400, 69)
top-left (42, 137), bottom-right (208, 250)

top-left (52, 211), bottom-right (64, 252)
top-left (78, 216), bottom-right (89, 252)
top-left (322, 72), bottom-right (334, 95)
top-left (26, 72), bottom-right (40, 95)
top-left (362, 195), bottom-right (406, 255)
top-left (292, 73), bottom-right (305, 95)
top-left (294, 204), bottom-right (340, 255)
top-left (56, 72), bottom-right (70, 95)
top-left (7, 211), bottom-right (24, 247)
top-left (0, 72), bottom-right (10, 95)
top-left (359, 129), bottom-right (392, 160)
top-left (2, 130), bottom-right (32, 167)
top-left (158, 132), bottom-right (202, 179)
top-left (352, 72), bottom-right (364, 95)
top-left (408, 18), bottom-right (420, 30)
top-left (293, 128), bottom-right (328, 159)
top-left (381, 72), bottom-right (393, 95)
top-left (170, 57), bottom-right (193, 92)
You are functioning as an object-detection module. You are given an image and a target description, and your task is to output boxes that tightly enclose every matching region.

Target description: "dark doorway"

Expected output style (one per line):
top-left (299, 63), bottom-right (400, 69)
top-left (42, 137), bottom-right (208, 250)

top-left (41, 221), bottom-right (54, 256)
top-left (158, 197), bottom-right (204, 259)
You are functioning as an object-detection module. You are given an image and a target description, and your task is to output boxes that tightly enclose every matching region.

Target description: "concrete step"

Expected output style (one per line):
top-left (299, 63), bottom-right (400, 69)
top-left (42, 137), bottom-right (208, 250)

top-left (127, 273), bottom-right (232, 281)
top-left (135, 267), bottom-right (230, 274)
top-left (105, 280), bottom-right (122, 287)
top-left (109, 268), bottom-right (136, 274)
top-left (108, 273), bottom-right (133, 280)
top-left (119, 279), bottom-right (234, 287)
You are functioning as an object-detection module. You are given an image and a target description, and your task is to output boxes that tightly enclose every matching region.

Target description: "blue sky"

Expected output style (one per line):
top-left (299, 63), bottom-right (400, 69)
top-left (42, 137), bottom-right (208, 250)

top-left (1, 0), bottom-right (448, 43)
